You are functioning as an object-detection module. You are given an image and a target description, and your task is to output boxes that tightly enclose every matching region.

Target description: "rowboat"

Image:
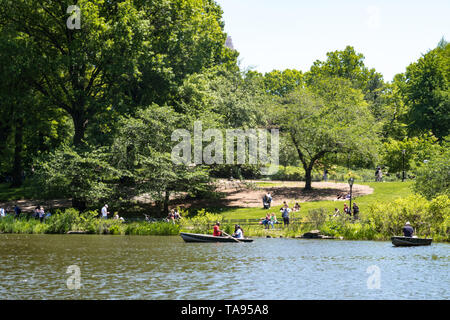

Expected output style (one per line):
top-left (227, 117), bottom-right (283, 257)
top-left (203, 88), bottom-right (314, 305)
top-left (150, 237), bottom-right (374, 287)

top-left (180, 232), bottom-right (253, 243)
top-left (391, 236), bottom-right (432, 247)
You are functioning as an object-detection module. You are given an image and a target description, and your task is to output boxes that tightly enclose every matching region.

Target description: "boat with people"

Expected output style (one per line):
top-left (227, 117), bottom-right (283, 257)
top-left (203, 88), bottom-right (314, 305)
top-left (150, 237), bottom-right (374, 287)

top-left (391, 236), bottom-right (432, 247)
top-left (180, 232), bottom-right (254, 243)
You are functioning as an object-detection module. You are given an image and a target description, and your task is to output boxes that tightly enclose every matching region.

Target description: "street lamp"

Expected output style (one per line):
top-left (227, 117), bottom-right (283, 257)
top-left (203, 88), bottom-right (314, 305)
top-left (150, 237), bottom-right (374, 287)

top-left (402, 149), bottom-right (406, 182)
top-left (348, 177), bottom-right (354, 218)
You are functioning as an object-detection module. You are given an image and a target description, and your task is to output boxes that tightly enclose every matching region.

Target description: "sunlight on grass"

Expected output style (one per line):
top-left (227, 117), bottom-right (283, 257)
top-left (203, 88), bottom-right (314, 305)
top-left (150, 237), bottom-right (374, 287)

top-left (217, 181), bottom-right (414, 220)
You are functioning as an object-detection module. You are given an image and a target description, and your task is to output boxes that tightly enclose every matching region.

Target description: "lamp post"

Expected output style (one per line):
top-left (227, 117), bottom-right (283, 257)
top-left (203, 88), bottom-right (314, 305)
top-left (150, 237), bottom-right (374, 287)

top-left (402, 149), bottom-right (406, 182)
top-left (348, 177), bottom-right (354, 218)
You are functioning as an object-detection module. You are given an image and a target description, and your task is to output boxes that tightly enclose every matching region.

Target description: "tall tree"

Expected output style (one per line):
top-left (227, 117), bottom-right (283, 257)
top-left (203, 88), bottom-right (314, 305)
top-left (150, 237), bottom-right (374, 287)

top-left (275, 78), bottom-right (379, 190)
top-left (0, 0), bottom-right (152, 146)
top-left (403, 40), bottom-right (450, 140)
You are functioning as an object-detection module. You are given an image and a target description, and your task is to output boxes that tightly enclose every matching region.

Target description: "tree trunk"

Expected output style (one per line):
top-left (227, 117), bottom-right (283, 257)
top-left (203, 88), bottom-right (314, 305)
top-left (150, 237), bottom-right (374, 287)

top-left (304, 167), bottom-right (312, 190)
top-left (11, 116), bottom-right (24, 187)
top-left (163, 190), bottom-right (170, 216)
top-left (72, 111), bottom-right (87, 146)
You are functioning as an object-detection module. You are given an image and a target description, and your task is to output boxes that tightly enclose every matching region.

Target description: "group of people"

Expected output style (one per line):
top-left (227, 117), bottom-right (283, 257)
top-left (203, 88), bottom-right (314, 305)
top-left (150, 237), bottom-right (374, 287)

top-left (101, 204), bottom-right (125, 221)
top-left (166, 209), bottom-right (181, 223)
top-left (33, 206), bottom-right (50, 222)
top-left (0, 205), bottom-right (22, 218)
top-left (333, 202), bottom-right (359, 219)
top-left (213, 222), bottom-right (244, 239)
top-left (260, 201), bottom-right (301, 228)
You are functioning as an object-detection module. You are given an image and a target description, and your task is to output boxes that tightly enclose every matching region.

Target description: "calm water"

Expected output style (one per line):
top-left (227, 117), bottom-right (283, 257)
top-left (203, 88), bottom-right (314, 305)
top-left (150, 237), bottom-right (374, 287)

top-left (0, 234), bottom-right (448, 300)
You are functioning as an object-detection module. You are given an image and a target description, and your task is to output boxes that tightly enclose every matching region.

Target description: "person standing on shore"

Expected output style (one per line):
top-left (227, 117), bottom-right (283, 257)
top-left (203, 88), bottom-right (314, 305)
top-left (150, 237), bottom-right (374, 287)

top-left (14, 205), bottom-right (21, 218)
top-left (281, 204), bottom-right (291, 227)
top-left (101, 204), bottom-right (110, 219)
top-left (38, 206), bottom-right (45, 223)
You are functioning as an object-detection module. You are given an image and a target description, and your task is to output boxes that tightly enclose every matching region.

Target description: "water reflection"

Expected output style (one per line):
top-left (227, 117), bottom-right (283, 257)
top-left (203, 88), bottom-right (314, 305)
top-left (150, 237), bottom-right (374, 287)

top-left (0, 234), bottom-right (448, 300)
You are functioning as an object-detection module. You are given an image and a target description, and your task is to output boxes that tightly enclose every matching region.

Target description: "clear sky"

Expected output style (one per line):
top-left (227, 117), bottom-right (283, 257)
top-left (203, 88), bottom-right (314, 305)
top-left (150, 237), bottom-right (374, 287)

top-left (215, 0), bottom-right (450, 82)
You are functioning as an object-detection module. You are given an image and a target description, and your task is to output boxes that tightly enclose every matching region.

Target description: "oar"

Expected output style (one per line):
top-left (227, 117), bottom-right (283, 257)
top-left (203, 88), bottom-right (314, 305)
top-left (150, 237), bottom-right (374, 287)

top-left (222, 231), bottom-right (241, 243)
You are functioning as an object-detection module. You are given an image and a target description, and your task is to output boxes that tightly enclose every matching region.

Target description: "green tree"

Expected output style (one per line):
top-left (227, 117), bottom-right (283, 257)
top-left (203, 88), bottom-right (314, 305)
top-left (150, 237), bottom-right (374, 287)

top-left (31, 145), bottom-right (118, 210)
top-left (111, 105), bottom-right (211, 215)
top-left (413, 143), bottom-right (450, 199)
top-left (275, 77), bottom-right (379, 190)
top-left (403, 40), bottom-right (450, 140)
top-left (381, 133), bottom-right (442, 174)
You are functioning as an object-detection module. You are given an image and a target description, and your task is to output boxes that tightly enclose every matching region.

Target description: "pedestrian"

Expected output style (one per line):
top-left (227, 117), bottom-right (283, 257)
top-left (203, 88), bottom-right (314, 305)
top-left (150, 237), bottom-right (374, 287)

top-left (352, 203), bottom-right (360, 219)
top-left (14, 205), bottom-right (22, 218)
top-left (323, 169), bottom-right (328, 181)
top-left (0, 206), bottom-right (6, 218)
top-left (38, 206), bottom-right (45, 223)
top-left (101, 204), bottom-right (109, 219)
top-left (281, 204), bottom-right (291, 227)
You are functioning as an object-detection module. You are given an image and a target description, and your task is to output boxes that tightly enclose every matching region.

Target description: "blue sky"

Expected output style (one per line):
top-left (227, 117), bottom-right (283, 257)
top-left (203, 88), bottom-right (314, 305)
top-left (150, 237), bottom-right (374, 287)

top-left (215, 0), bottom-right (450, 82)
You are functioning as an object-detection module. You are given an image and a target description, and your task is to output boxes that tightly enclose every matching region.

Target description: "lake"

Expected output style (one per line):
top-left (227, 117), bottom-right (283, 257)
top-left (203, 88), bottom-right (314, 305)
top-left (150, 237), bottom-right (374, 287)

top-left (0, 234), bottom-right (448, 300)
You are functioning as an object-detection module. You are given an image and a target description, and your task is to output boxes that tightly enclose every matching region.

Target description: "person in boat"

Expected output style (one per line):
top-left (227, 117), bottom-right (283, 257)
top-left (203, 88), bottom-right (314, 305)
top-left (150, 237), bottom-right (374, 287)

top-left (402, 221), bottom-right (414, 237)
top-left (232, 225), bottom-right (244, 239)
top-left (213, 222), bottom-right (222, 236)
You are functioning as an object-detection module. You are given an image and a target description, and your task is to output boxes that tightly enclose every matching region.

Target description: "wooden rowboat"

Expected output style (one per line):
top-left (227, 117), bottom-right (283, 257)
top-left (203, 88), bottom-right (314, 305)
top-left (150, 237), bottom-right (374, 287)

top-left (180, 232), bottom-right (253, 243)
top-left (391, 236), bottom-right (432, 247)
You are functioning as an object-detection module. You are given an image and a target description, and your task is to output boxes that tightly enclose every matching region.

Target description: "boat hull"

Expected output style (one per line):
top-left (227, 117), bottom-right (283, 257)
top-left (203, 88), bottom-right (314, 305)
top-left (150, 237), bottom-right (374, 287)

top-left (180, 232), bottom-right (253, 243)
top-left (391, 236), bottom-right (432, 247)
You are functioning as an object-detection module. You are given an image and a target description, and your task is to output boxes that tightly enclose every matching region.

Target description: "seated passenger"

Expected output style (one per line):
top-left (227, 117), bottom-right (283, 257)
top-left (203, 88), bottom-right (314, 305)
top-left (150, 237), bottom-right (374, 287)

top-left (213, 222), bottom-right (222, 236)
top-left (402, 222), bottom-right (414, 237)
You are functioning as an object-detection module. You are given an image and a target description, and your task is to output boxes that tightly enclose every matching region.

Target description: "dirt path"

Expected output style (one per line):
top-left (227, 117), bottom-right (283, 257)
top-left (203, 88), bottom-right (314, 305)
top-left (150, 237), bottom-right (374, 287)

top-left (170, 179), bottom-right (374, 209)
top-left (1, 180), bottom-right (374, 212)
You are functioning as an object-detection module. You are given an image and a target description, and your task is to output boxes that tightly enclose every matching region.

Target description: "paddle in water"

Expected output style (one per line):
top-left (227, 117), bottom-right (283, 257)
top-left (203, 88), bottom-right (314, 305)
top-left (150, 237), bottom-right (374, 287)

top-left (221, 231), bottom-right (241, 243)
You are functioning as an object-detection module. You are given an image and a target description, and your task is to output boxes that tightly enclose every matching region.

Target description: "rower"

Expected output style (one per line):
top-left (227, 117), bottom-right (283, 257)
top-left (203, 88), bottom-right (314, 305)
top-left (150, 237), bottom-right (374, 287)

top-left (232, 225), bottom-right (244, 239)
top-left (402, 221), bottom-right (414, 237)
top-left (213, 222), bottom-right (222, 237)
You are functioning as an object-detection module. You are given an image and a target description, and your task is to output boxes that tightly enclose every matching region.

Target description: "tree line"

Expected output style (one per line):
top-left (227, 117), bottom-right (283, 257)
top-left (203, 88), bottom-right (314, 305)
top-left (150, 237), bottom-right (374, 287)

top-left (0, 0), bottom-right (448, 213)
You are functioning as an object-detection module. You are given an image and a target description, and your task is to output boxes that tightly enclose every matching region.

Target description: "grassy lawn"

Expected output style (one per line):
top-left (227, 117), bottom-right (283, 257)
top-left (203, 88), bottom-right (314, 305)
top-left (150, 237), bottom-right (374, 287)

top-left (212, 181), bottom-right (414, 220)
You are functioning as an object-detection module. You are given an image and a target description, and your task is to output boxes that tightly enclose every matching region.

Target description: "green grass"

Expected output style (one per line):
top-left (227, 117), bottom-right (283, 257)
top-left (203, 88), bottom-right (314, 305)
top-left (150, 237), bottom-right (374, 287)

top-left (214, 181), bottom-right (414, 220)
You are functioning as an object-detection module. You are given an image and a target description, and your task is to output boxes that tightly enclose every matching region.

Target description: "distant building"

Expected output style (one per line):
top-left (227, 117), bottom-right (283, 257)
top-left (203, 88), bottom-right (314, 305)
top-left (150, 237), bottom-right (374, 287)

top-left (225, 36), bottom-right (234, 50)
